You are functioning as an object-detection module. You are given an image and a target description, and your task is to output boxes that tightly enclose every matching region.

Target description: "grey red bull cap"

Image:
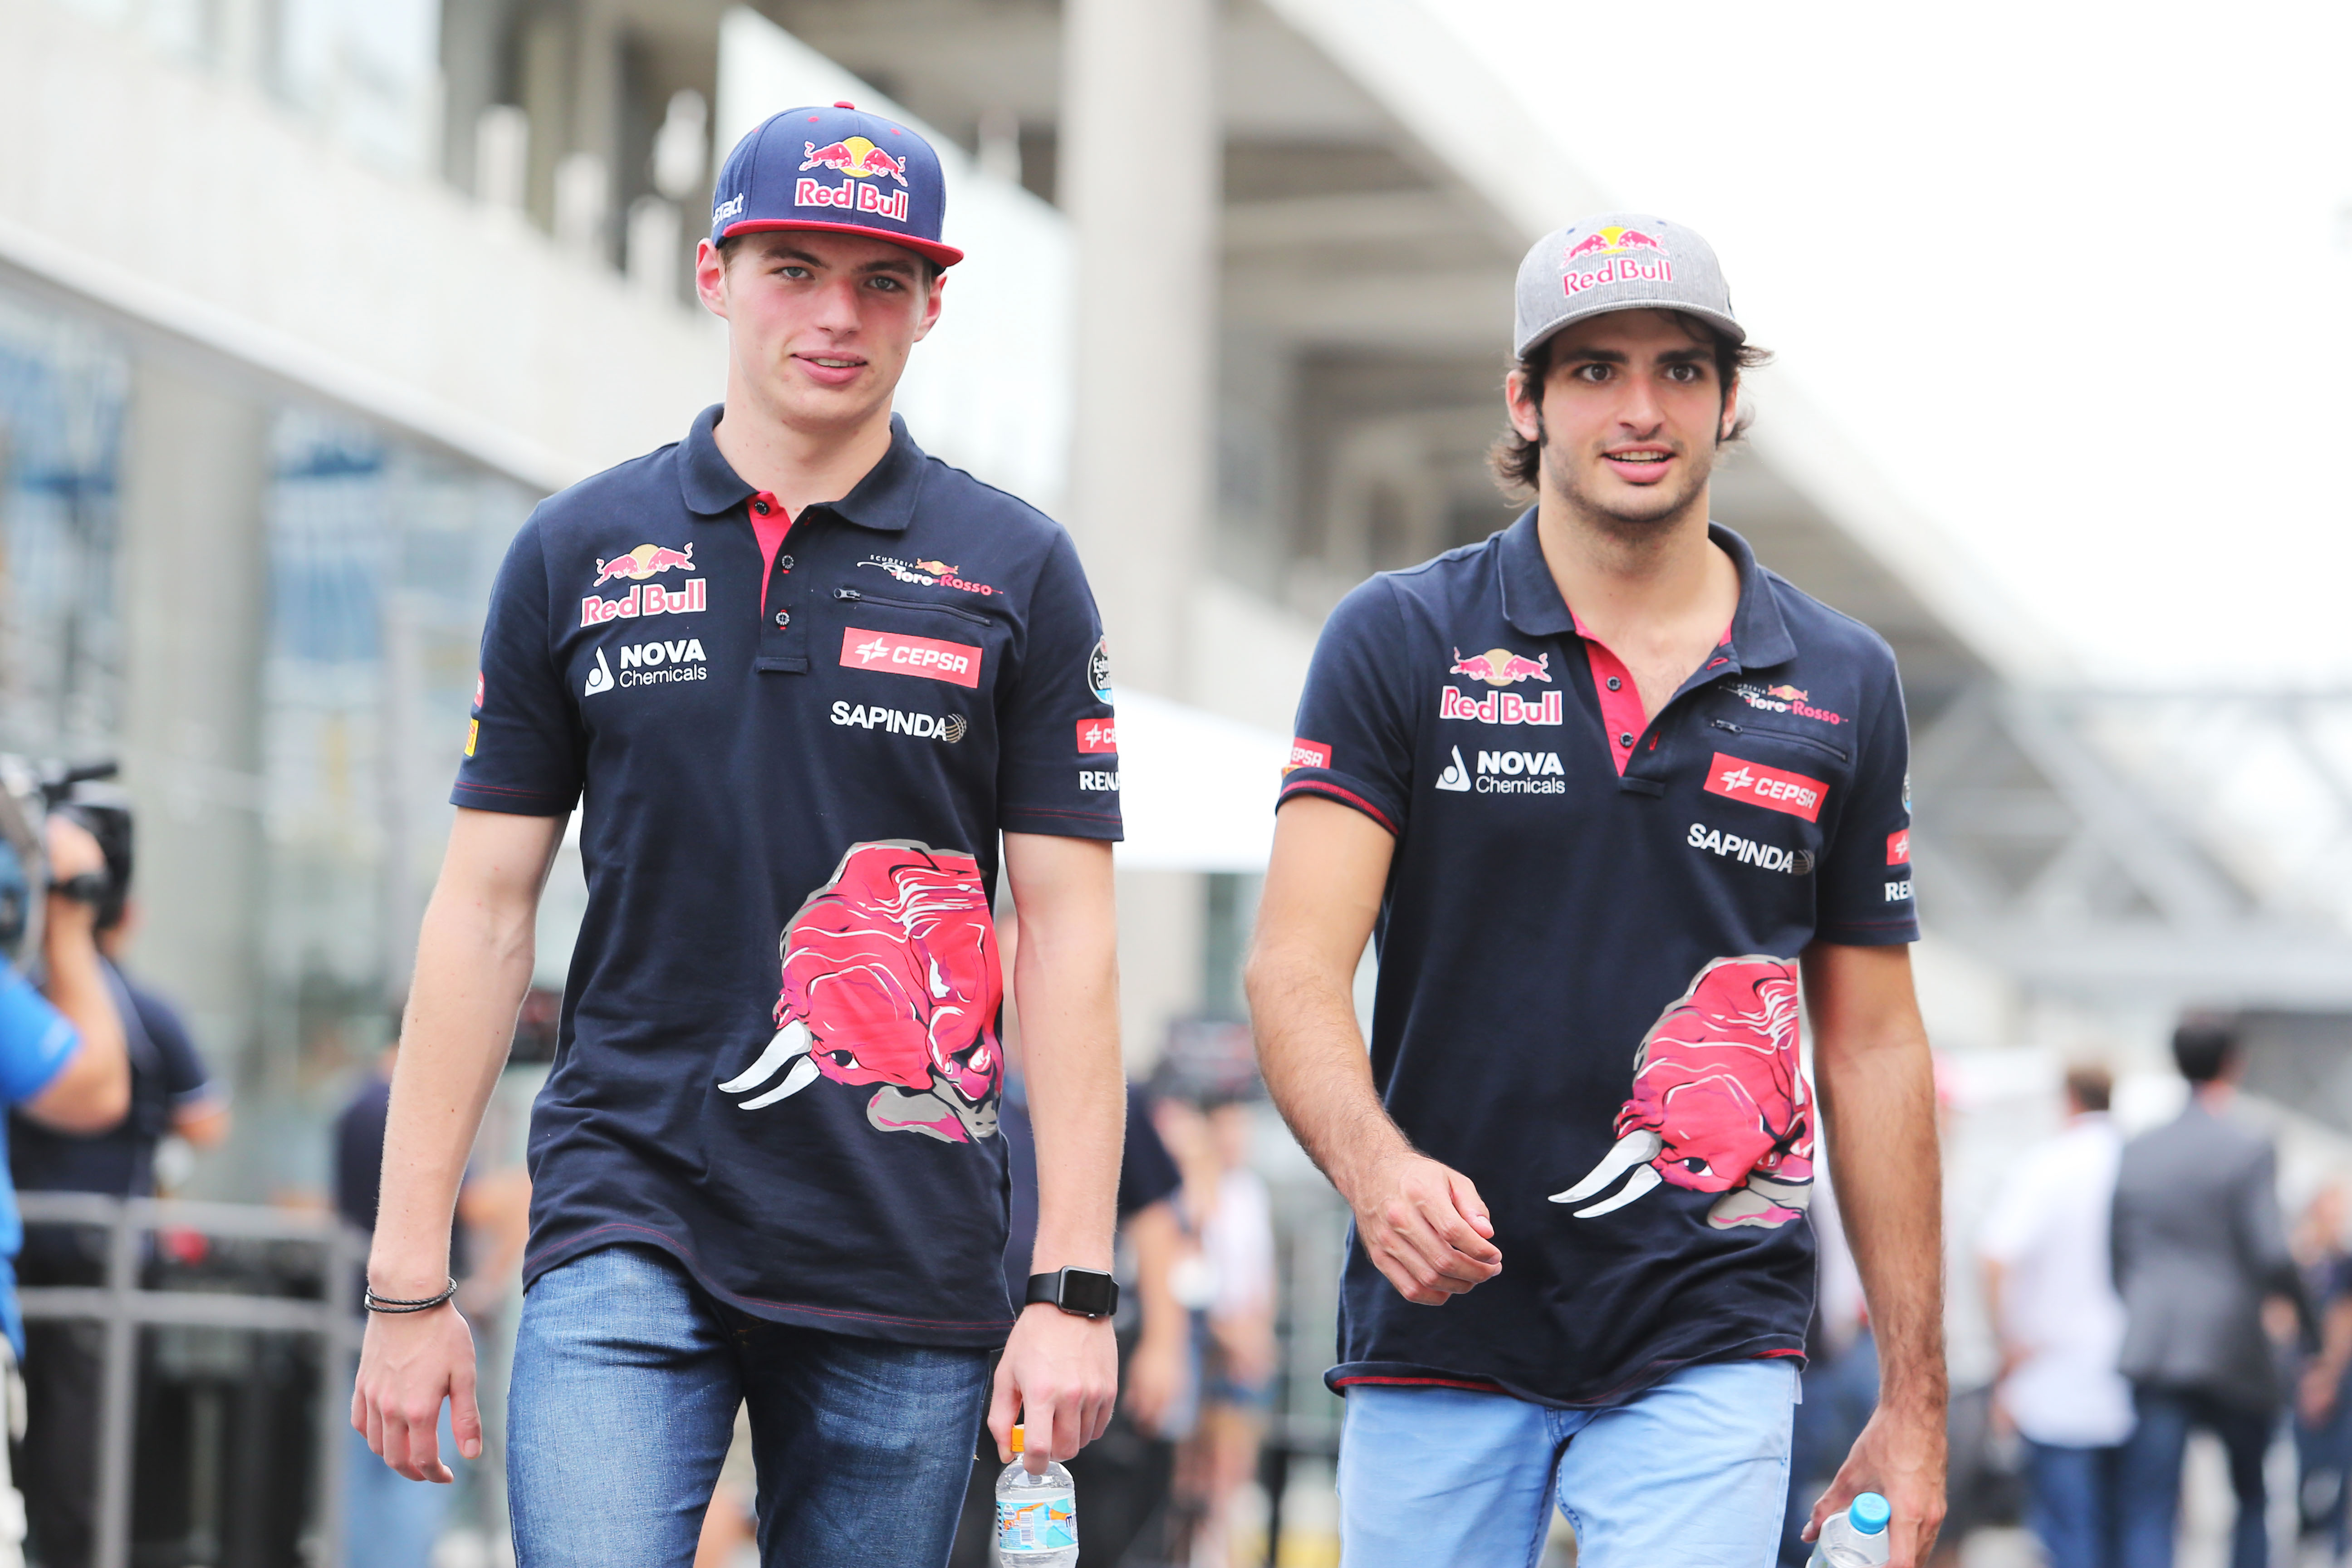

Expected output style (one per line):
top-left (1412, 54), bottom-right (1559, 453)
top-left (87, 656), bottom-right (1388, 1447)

top-left (1513, 214), bottom-right (1742, 359)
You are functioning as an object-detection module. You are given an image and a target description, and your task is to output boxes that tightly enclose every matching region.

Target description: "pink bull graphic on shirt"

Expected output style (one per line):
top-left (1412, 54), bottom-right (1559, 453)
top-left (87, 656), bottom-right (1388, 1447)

top-left (1549, 955), bottom-right (1813, 1230)
top-left (716, 840), bottom-right (1003, 1143)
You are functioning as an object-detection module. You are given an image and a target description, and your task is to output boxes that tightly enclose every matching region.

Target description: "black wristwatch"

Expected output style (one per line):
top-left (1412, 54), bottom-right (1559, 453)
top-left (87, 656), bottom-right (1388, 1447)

top-left (1025, 1267), bottom-right (1119, 1319)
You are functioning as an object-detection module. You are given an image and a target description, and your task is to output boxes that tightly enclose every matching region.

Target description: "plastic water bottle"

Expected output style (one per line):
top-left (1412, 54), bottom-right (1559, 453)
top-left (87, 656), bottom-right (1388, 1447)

top-left (994, 1425), bottom-right (1078, 1566)
top-left (1808, 1492), bottom-right (1892, 1567)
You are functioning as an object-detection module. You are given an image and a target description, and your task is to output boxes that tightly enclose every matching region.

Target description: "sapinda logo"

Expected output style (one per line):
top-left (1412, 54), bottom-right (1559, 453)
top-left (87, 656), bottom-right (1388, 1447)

top-left (831, 701), bottom-right (966, 743)
top-left (840, 627), bottom-right (982, 689)
top-left (1702, 753), bottom-right (1828, 823)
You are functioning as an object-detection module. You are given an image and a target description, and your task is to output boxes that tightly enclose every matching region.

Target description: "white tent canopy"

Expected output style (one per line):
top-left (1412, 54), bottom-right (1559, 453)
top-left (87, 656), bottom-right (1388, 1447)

top-left (1110, 691), bottom-right (1290, 872)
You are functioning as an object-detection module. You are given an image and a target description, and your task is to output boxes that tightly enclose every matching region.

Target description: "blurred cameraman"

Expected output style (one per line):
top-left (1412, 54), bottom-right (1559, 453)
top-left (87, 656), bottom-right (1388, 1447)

top-left (0, 812), bottom-right (131, 1568)
top-left (8, 794), bottom-right (228, 1568)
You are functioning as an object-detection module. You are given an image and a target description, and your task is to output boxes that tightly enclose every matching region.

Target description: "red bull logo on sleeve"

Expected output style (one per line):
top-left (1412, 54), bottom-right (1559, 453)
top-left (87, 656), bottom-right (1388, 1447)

top-left (1550, 956), bottom-right (1812, 1230)
top-left (717, 840), bottom-right (1002, 1143)
top-left (1704, 752), bottom-right (1828, 823)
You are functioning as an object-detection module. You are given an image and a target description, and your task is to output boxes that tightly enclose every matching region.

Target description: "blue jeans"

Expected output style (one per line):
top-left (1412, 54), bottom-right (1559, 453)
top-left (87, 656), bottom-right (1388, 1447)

top-left (2023, 1439), bottom-right (2120, 1568)
top-left (507, 1245), bottom-right (993, 1568)
top-left (1337, 1360), bottom-right (1798, 1568)
top-left (2117, 1384), bottom-right (2272, 1568)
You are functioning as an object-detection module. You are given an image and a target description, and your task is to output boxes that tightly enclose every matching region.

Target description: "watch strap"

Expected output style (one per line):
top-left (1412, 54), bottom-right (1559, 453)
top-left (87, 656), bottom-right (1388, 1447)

top-left (1024, 1267), bottom-right (1119, 1319)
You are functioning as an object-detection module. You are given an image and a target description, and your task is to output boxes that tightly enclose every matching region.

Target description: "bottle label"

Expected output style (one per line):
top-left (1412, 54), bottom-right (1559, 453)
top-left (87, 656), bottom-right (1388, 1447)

top-left (996, 1490), bottom-right (1078, 1554)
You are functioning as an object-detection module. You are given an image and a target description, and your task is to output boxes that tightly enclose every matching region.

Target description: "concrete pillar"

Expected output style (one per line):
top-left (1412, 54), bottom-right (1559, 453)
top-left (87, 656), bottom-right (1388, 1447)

top-left (1059, 0), bottom-right (1219, 699)
top-left (115, 357), bottom-right (270, 1115)
top-left (1062, 0), bottom-right (1220, 1058)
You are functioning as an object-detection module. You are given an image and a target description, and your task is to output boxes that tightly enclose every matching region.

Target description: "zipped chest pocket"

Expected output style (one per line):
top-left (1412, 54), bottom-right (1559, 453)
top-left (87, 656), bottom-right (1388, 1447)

top-left (833, 587), bottom-right (994, 627)
top-left (1709, 717), bottom-right (1850, 766)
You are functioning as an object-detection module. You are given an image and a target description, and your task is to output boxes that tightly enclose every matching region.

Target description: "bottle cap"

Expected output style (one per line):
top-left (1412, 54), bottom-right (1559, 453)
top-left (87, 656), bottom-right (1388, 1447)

top-left (1850, 1492), bottom-right (1891, 1535)
top-left (1010, 1425), bottom-right (1024, 1455)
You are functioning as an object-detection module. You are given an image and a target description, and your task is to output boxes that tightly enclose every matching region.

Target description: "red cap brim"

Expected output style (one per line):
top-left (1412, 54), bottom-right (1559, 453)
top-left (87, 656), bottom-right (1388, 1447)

top-left (721, 218), bottom-right (964, 268)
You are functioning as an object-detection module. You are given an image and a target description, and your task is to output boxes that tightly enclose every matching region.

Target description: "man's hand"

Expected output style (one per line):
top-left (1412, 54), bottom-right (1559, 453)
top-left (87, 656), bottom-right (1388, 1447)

top-left (1804, 1403), bottom-right (1945, 1567)
top-left (1124, 1320), bottom-right (1186, 1436)
top-left (1345, 1150), bottom-right (1499, 1306)
top-left (989, 1304), bottom-right (1117, 1473)
top-left (2303, 1362), bottom-right (2342, 1425)
top-left (352, 1300), bottom-right (481, 1483)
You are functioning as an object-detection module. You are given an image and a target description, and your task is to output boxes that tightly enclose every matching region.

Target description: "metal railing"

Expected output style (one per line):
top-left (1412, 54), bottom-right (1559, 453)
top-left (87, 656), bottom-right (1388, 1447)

top-left (15, 1192), bottom-right (367, 1568)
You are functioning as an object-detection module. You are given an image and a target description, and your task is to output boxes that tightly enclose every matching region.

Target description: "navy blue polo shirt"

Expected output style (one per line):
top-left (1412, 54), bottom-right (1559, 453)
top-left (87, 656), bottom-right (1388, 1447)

top-left (455, 405), bottom-right (1120, 1346)
top-left (1279, 512), bottom-right (1917, 1406)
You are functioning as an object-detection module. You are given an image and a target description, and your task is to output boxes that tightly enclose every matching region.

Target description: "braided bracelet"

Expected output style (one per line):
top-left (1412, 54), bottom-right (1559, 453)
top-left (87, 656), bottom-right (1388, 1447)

top-left (364, 1277), bottom-right (458, 1314)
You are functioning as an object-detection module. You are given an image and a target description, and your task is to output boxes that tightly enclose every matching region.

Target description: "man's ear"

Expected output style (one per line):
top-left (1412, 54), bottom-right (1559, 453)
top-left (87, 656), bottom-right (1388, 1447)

top-left (913, 269), bottom-right (946, 343)
top-left (1718, 377), bottom-right (1741, 445)
top-left (1504, 367), bottom-right (1544, 444)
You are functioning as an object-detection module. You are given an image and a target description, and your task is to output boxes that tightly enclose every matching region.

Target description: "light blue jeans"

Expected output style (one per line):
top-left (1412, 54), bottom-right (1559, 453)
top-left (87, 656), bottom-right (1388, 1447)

top-left (506, 1244), bottom-right (993, 1568)
top-left (1337, 1360), bottom-right (1799, 1568)
top-left (344, 1406), bottom-right (459, 1568)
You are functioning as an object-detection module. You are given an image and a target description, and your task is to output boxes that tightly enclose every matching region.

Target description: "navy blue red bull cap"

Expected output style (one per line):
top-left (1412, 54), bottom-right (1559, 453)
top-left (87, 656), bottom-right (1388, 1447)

top-left (710, 102), bottom-right (964, 268)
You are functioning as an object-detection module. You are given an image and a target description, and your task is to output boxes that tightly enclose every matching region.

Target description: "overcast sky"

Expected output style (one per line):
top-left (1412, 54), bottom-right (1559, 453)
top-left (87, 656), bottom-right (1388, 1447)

top-left (1434, 0), bottom-right (2352, 686)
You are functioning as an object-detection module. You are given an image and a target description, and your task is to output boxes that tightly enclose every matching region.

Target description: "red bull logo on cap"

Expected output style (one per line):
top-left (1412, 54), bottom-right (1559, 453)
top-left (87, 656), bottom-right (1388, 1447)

top-left (716, 840), bottom-right (1003, 1143)
top-left (1563, 225), bottom-right (1667, 262)
top-left (1550, 955), bottom-right (1812, 1230)
top-left (799, 136), bottom-right (911, 185)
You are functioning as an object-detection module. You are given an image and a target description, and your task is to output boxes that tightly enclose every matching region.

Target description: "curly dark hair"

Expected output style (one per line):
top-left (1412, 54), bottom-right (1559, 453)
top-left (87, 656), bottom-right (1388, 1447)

top-left (1488, 314), bottom-right (1774, 500)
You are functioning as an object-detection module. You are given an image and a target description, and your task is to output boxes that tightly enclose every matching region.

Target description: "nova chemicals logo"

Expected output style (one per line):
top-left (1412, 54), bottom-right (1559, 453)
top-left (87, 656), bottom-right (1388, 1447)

top-left (1474, 750), bottom-right (1565, 794)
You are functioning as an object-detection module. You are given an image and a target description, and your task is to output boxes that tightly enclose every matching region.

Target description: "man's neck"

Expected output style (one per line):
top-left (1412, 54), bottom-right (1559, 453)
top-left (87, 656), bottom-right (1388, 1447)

top-left (712, 380), bottom-right (897, 518)
top-left (1534, 481), bottom-right (1727, 637)
top-left (2195, 1080), bottom-right (2237, 1112)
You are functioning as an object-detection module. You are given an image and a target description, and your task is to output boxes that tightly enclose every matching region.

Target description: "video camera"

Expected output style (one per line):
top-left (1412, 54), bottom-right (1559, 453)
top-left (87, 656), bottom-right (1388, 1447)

top-left (0, 756), bottom-right (121, 968)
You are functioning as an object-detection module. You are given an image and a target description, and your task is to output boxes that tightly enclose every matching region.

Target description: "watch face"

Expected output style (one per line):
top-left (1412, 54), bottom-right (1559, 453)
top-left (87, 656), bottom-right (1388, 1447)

top-left (1060, 1269), bottom-right (1117, 1318)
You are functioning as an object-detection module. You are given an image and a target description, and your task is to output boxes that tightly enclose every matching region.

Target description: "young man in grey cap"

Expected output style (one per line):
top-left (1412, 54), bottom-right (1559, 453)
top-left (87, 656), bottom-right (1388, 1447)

top-left (1251, 216), bottom-right (1947, 1564)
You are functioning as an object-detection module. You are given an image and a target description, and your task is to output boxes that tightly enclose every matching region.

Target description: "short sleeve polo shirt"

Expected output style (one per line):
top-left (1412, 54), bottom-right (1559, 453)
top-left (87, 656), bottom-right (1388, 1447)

top-left (1279, 512), bottom-right (1916, 1406)
top-left (455, 405), bottom-right (1120, 1346)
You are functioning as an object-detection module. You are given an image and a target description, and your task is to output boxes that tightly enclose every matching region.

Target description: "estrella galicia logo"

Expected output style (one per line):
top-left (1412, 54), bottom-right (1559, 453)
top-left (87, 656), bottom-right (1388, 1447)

top-left (1087, 637), bottom-right (1113, 704)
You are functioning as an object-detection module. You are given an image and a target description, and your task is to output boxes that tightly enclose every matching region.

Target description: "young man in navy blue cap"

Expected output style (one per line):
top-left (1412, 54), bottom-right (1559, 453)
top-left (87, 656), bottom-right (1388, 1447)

top-left (1249, 216), bottom-right (1947, 1566)
top-left (352, 105), bottom-right (1126, 1567)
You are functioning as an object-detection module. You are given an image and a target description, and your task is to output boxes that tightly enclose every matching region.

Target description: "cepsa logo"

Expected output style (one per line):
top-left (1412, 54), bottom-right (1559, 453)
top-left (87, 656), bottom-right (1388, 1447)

top-left (795, 137), bottom-right (911, 223)
top-left (1887, 828), bottom-right (1911, 865)
top-left (1284, 738), bottom-right (1330, 773)
top-left (1078, 718), bottom-right (1119, 755)
top-left (1562, 224), bottom-right (1674, 297)
top-left (840, 626), bottom-right (982, 688)
top-left (1704, 752), bottom-right (1828, 823)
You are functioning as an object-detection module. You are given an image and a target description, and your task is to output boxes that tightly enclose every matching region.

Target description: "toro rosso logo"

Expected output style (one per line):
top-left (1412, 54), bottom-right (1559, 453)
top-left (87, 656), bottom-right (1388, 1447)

top-left (717, 840), bottom-right (1002, 1143)
top-left (1550, 956), bottom-right (1813, 1230)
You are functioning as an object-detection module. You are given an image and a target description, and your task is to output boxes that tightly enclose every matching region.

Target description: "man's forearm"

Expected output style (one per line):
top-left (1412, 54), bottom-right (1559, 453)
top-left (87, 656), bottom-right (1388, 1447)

top-left (371, 875), bottom-right (540, 1291)
top-left (1247, 946), bottom-right (1406, 1203)
top-left (1817, 1025), bottom-right (1944, 1407)
top-left (1017, 913), bottom-right (1122, 1274)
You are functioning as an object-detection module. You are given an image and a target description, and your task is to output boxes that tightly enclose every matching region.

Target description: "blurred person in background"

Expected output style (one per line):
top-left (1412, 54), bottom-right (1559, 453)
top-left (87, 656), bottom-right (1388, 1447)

top-left (2293, 1183), bottom-right (2352, 1559)
top-left (353, 103), bottom-right (1125, 1568)
top-left (942, 911), bottom-right (1188, 1568)
top-left (0, 813), bottom-right (131, 1568)
top-left (1977, 1063), bottom-right (2131, 1568)
top-left (2112, 1016), bottom-right (2313, 1568)
top-left (336, 1028), bottom-right (494, 1568)
top-left (1152, 1095), bottom-right (1275, 1568)
top-left (1781, 1171), bottom-right (1878, 1568)
top-left (10, 798), bottom-right (210, 1568)
top-left (1251, 212), bottom-right (1943, 1567)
